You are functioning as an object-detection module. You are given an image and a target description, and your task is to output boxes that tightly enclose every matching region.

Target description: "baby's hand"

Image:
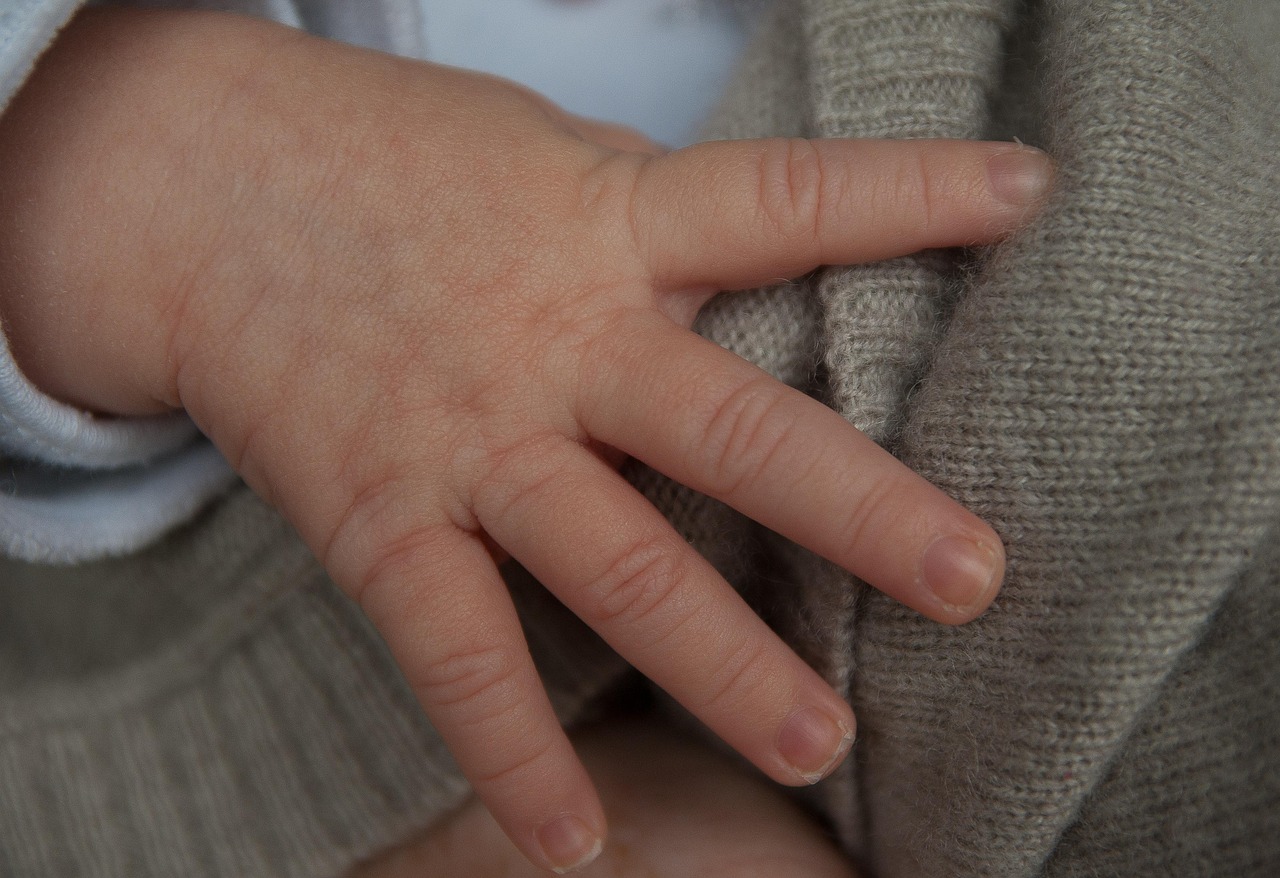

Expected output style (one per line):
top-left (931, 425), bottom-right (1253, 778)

top-left (0, 9), bottom-right (1050, 873)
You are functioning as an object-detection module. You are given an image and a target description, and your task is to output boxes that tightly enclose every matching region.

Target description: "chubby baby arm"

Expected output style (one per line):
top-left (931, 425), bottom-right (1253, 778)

top-left (0, 7), bottom-right (1050, 873)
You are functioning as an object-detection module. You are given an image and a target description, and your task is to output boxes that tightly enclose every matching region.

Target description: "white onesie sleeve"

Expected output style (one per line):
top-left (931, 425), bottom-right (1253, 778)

top-left (0, 330), bottom-right (237, 563)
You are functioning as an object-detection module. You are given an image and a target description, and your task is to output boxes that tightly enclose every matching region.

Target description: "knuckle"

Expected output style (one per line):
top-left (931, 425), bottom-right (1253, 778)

top-left (583, 536), bottom-right (693, 629)
top-left (323, 463), bottom-right (403, 570)
top-left (617, 130), bottom-right (663, 157)
top-left (701, 636), bottom-right (770, 715)
top-left (471, 736), bottom-right (558, 789)
top-left (412, 643), bottom-right (526, 716)
top-left (695, 376), bottom-right (798, 497)
top-left (757, 138), bottom-right (826, 240)
top-left (889, 151), bottom-right (936, 238)
top-left (578, 151), bottom-right (649, 260)
top-left (569, 308), bottom-right (649, 426)
top-left (838, 475), bottom-right (903, 564)
top-left (351, 522), bottom-right (456, 616)
top-left (470, 433), bottom-right (564, 523)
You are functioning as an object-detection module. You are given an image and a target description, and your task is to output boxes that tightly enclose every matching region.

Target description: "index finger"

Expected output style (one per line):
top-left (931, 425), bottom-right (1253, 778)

top-left (629, 138), bottom-right (1051, 291)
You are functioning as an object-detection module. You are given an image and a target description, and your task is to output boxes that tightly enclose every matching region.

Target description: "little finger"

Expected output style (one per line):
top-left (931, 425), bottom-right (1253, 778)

top-left (355, 525), bottom-right (606, 874)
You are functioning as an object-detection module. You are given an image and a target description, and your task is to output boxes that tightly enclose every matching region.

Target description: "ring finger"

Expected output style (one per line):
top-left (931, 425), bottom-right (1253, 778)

top-left (472, 437), bottom-right (857, 789)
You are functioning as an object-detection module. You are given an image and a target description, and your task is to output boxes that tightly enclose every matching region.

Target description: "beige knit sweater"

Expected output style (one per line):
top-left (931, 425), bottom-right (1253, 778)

top-left (2, 1), bottom-right (1278, 875)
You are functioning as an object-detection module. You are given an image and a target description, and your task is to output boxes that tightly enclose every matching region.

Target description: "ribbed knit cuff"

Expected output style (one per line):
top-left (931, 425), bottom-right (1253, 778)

top-left (0, 487), bottom-right (630, 877)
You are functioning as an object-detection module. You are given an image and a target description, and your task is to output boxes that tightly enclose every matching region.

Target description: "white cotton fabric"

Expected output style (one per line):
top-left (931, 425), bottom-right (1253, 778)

top-left (0, 0), bottom-right (81, 107)
top-left (0, 443), bottom-right (237, 562)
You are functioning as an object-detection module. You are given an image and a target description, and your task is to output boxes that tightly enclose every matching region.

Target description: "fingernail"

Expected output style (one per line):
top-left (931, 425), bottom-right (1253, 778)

top-left (537, 815), bottom-right (603, 874)
top-left (922, 535), bottom-right (1003, 612)
top-left (778, 706), bottom-right (855, 784)
top-left (986, 147), bottom-right (1053, 205)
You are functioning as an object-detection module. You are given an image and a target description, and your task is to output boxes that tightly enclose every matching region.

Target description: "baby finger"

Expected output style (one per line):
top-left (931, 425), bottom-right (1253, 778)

top-left (355, 526), bottom-right (606, 874)
top-left (579, 317), bottom-right (1005, 623)
top-left (472, 438), bottom-right (858, 789)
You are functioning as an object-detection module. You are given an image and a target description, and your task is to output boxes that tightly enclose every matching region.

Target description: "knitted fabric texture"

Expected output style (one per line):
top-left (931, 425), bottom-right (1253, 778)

top-left (652, 0), bottom-right (1280, 875)
top-left (0, 491), bottom-right (630, 876)
top-left (2, 0), bottom-right (1278, 876)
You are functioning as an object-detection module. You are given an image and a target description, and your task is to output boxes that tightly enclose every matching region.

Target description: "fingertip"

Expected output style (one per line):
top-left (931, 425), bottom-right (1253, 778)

top-left (496, 752), bottom-right (607, 873)
top-left (985, 144), bottom-right (1054, 208)
top-left (536, 812), bottom-right (606, 874)
top-left (919, 531), bottom-right (1006, 623)
top-left (775, 705), bottom-right (857, 786)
